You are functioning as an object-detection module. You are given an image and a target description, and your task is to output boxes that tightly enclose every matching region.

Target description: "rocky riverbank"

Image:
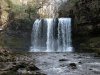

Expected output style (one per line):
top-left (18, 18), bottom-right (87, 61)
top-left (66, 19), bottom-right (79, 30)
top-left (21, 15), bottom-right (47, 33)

top-left (0, 48), bottom-right (100, 75)
top-left (0, 49), bottom-right (46, 75)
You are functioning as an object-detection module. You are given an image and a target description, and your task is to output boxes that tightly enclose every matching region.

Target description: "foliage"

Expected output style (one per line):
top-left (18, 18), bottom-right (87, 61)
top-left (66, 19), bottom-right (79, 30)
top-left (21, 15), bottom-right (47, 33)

top-left (3, 0), bottom-right (42, 20)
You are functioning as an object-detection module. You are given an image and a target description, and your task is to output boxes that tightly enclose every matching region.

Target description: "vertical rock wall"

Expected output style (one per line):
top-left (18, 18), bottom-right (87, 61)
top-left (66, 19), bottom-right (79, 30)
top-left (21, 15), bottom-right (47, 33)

top-left (58, 0), bottom-right (100, 52)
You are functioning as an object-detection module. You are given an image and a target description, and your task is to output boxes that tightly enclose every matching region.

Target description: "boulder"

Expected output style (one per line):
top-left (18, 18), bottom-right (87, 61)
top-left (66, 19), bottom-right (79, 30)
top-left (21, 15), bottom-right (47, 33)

top-left (59, 59), bottom-right (68, 61)
top-left (27, 65), bottom-right (40, 71)
top-left (68, 63), bottom-right (77, 69)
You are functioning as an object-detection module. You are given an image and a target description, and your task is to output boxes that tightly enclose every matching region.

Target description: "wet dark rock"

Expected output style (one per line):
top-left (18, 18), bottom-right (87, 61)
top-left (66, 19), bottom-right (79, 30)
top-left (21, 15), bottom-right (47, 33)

top-left (77, 56), bottom-right (82, 58)
top-left (35, 71), bottom-right (46, 75)
top-left (89, 68), bottom-right (93, 70)
top-left (63, 55), bottom-right (67, 56)
top-left (17, 62), bottom-right (27, 68)
top-left (9, 66), bottom-right (18, 71)
top-left (9, 62), bottom-right (40, 72)
top-left (9, 62), bottom-right (27, 71)
top-left (1, 62), bottom-right (45, 75)
top-left (69, 63), bottom-right (77, 69)
top-left (59, 59), bottom-right (68, 61)
top-left (27, 65), bottom-right (40, 71)
top-left (78, 61), bottom-right (82, 64)
top-left (94, 53), bottom-right (100, 57)
top-left (12, 62), bottom-right (17, 65)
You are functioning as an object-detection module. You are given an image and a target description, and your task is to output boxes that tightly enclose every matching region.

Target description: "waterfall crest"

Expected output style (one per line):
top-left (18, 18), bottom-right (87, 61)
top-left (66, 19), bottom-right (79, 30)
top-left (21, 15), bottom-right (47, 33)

top-left (30, 18), bottom-right (73, 52)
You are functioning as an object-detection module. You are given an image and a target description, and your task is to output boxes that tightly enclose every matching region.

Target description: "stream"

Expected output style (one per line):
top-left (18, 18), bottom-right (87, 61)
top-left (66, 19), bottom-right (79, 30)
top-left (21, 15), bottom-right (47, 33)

top-left (30, 53), bottom-right (100, 75)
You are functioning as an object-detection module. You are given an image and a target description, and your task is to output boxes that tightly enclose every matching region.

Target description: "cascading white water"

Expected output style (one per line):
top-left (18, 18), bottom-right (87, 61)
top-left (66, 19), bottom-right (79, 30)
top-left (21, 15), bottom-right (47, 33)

top-left (46, 19), bottom-right (54, 52)
top-left (58, 18), bottom-right (72, 52)
top-left (30, 18), bottom-right (73, 52)
top-left (30, 19), bottom-right (42, 52)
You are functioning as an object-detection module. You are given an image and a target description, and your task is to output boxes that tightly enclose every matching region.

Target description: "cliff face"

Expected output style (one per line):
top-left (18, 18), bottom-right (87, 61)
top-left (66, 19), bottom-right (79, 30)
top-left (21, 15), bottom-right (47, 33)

top-left (0, 0), bottom-right (34, 50)
top-left (58, 0), bottom-right (100, 52)
top-left (0, 0), bottom-right (41, 28)
top-left (59, 0), bottom-right (100, 24)
top-left (0, 0), bottom-right (100, 52)
top-left (0, 0), bottom-right (52, 50)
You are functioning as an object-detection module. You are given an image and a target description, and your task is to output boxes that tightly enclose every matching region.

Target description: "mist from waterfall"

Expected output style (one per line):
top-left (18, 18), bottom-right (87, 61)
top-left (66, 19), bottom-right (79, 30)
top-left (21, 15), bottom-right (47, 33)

top-left (30, 18), bottom-right (73, 52)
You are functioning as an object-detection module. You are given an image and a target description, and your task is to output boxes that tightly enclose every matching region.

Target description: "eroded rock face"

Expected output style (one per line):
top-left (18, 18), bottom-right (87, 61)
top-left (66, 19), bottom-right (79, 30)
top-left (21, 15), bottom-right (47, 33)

top-left (0, 0), bottom-right (34, 50)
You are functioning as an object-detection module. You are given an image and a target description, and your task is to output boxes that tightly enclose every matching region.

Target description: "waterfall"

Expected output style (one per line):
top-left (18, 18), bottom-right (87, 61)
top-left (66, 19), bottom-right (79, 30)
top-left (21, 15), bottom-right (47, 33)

top-left (30, 18), bottom-right (73, 52)
top-left (58, 18), bottom-right (72, 52)
top-left (46, 19), bottom-right (54, 52)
